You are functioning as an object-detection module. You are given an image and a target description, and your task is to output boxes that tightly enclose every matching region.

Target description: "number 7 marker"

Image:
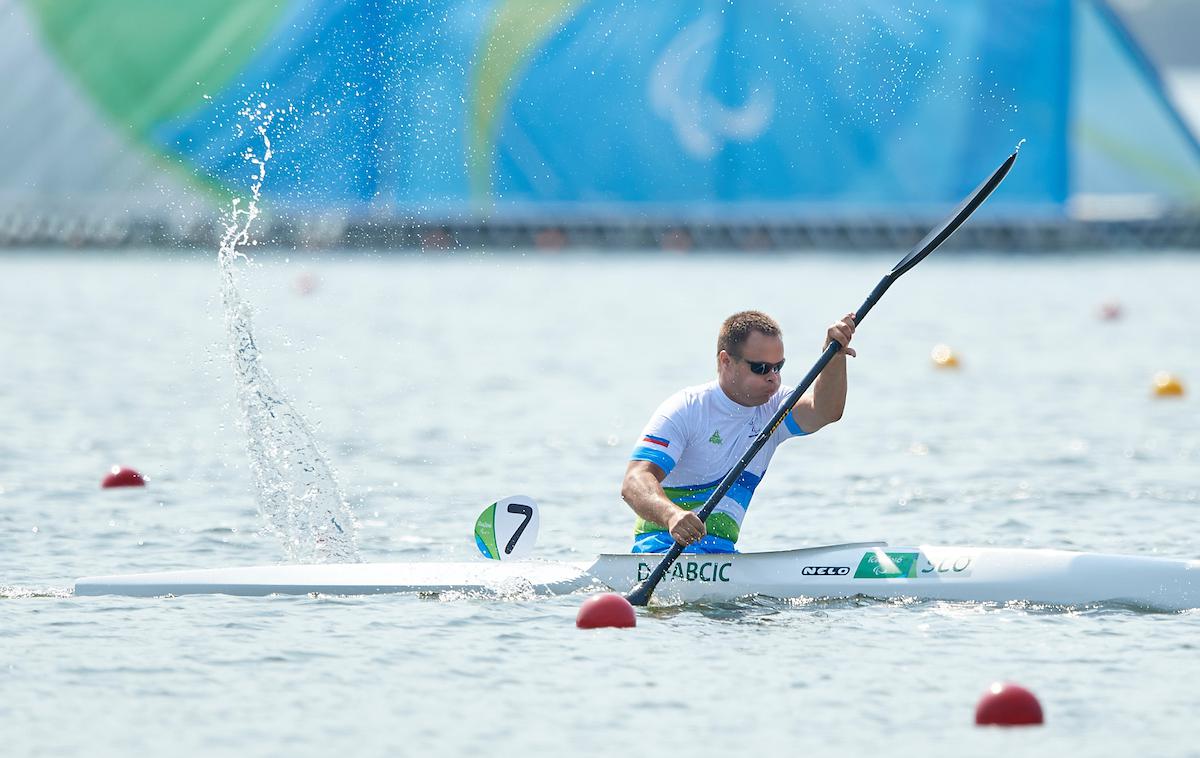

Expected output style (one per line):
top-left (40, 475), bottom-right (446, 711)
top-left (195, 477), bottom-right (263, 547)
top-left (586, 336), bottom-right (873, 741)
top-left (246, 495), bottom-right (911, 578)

top-left (474, 496), bottom-right (540, 560)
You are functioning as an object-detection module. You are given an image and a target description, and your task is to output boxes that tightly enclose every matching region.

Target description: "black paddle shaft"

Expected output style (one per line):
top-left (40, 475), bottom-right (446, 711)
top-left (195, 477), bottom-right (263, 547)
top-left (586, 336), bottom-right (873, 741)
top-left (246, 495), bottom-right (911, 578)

top-left (625, 147), bottom-right (1019, 607)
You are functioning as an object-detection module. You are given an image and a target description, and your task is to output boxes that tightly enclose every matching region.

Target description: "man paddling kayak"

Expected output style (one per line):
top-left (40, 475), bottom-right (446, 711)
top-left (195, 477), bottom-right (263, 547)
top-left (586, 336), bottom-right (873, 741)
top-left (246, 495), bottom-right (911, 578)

top-left (621, 310), bottom-right (856, 553)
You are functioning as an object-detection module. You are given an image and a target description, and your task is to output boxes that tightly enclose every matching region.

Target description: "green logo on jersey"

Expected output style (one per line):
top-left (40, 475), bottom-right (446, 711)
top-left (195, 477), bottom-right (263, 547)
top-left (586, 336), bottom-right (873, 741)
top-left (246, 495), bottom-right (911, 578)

top-left (708, 430), bottom-right (723, 445)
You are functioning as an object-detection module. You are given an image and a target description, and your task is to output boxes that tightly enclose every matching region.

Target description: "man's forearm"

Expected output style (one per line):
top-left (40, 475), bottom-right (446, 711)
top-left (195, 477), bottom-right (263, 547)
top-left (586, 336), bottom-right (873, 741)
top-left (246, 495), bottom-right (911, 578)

top-left (811, 353), bottom-right (848, 424)
top-left (621, 472), bottom-right (683, 527)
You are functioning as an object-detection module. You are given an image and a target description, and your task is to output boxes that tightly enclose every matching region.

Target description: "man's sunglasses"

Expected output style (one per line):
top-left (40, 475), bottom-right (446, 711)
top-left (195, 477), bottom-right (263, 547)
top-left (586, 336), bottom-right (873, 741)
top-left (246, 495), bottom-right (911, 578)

top-left (734, 355), bottom-right (786, 375)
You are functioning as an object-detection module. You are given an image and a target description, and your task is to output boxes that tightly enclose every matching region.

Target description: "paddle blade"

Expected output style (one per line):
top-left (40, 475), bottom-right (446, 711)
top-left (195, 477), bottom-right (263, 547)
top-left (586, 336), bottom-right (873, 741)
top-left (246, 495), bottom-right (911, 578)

top-left (474, 496), bottom-right (539, 560)
top-left (891, 147), bottom-right (1019, 278)
top-left (625, 542), bottom-right (686, 606)
top-left (626, 582), bottom-right (653, 607)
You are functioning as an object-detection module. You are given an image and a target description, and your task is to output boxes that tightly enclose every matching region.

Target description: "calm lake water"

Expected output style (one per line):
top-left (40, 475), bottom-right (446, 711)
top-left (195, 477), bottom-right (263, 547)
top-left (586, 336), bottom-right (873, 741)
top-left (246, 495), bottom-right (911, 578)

top-left (2, 250), bottom-right (1198, 756)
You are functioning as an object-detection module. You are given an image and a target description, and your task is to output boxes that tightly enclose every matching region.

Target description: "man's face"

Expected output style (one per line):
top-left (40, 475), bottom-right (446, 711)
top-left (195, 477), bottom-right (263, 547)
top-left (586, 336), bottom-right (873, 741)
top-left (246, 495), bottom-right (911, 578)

top-left (719, 331), bottom-right (785, 407)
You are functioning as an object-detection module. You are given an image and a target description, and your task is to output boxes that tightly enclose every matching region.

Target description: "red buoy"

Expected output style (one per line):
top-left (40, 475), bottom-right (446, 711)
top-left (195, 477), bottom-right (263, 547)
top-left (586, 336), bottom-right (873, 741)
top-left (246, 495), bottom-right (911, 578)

top-left (294, 271), bottom-right (318, 295)
top-left (576, 593), bottom-right (636, 629)
top-left (975, 682), bottom-right (1044, 726)
top-left (101, 466), bottom-right (146, 488)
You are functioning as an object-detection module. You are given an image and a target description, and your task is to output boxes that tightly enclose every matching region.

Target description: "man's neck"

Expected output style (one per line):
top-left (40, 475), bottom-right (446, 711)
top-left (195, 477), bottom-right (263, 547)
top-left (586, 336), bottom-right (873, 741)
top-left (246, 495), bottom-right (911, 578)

top-left (715, 377), bottom-right (755, 409)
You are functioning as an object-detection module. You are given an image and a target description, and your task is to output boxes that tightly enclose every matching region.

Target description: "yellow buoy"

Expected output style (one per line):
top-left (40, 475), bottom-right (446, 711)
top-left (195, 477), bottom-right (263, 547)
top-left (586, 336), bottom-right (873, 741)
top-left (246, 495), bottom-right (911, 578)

top-left (1153, 372), bottom-right (1185, 397)
top-left (931, 344), bottom-right (960, 368)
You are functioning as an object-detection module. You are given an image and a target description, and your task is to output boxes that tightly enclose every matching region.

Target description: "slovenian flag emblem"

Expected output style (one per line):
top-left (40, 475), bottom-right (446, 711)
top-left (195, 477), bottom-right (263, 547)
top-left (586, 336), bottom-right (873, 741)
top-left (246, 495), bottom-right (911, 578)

top-left (643, 434), bottom-right (670, 448)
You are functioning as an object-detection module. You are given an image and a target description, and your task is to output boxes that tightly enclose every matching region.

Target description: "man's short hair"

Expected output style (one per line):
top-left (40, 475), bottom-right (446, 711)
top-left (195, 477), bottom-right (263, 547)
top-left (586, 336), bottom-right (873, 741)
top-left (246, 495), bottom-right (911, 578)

top-left (718, 311), bottom-right (781, 356)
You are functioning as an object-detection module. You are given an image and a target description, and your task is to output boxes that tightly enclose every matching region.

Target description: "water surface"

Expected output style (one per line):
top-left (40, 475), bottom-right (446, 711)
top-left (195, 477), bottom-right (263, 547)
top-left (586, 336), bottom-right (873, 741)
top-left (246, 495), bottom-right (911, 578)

top-left (2, 250), bottom-right (1198, 756)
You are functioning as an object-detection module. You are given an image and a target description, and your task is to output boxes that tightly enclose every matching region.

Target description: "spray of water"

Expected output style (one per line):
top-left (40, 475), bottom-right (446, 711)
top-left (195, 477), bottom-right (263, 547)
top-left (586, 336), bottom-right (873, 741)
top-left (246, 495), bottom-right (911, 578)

top-left (217, 101), bottom-right (360, 564)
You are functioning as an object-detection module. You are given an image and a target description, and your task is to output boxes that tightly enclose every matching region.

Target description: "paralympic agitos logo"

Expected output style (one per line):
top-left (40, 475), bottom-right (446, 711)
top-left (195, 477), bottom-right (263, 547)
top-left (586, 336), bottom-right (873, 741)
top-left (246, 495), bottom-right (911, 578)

top-left (801, 566), bottom-right (850, 576)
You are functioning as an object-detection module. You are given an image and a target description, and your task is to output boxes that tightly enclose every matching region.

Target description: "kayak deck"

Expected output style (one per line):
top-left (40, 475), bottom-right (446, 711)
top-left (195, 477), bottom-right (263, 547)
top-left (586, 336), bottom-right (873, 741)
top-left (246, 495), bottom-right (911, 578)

top-left (74, 560), bottom-right (598, 598)
top-left (74, 541), bottom-right (1200, 611)
top-left (588, 543), bottom-right (1200, 611)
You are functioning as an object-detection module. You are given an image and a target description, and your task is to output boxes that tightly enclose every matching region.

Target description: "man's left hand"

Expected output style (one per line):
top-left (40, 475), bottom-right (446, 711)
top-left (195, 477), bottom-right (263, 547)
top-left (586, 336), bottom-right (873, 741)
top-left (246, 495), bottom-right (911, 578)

top-left (825, 312), bottom-right (857, 357)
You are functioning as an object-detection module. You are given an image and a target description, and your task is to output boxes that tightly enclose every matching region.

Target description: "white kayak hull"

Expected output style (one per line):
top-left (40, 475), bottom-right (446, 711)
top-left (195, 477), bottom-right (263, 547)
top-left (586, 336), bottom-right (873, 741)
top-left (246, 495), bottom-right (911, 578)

top-left (74, 559), bottom-right (598, 598)
top-left (75, 541), bottom-right (1200, 611)
top-left (589, 542), bottom-right (1200, 610)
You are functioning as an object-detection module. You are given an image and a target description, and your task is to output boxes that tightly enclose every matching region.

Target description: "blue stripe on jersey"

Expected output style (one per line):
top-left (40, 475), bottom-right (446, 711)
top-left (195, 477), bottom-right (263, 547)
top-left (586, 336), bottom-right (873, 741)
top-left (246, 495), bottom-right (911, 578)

top-left (631, 446), bottom-right (676, 475)
top-left (631, 531), bottom-right (738, 554)
top-left (785, 412), bottom-right (807, 436)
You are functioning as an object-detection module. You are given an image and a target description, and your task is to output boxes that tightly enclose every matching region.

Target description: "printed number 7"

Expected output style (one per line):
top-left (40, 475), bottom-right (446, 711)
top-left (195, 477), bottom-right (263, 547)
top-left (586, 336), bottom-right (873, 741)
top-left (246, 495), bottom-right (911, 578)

top-left (505, 503), bottom-right (534, 555)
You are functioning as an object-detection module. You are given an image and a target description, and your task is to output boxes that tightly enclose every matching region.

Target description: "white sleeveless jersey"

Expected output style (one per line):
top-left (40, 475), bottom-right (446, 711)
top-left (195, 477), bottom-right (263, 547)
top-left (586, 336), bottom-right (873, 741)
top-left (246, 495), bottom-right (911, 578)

top-left (629, 380), bottom-right (808, 543)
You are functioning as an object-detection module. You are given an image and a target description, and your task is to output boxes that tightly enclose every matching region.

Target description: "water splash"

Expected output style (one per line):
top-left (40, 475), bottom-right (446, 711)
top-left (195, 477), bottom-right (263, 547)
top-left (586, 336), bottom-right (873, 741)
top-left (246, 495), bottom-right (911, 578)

top-left (217, 100), bottom-right (359, 564)
top-left (1, 585), bottom-right (74, 599)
